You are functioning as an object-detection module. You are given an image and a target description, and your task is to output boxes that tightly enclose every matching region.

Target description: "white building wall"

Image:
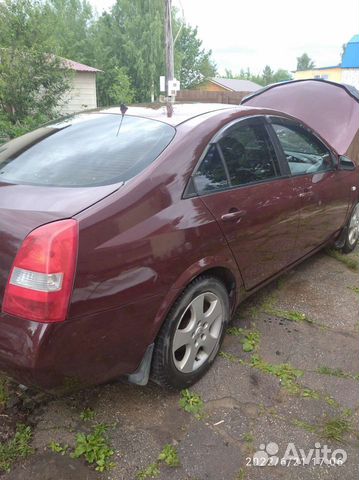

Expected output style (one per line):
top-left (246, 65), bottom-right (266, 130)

top-left (60, 72), bottom-right (98, 115)
top-left (341, 69), bottom-right (359, 90)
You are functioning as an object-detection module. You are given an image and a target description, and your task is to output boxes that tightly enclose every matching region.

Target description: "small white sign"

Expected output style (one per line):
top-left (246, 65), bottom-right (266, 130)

top-left (160, 76), bottom-right (166, 92)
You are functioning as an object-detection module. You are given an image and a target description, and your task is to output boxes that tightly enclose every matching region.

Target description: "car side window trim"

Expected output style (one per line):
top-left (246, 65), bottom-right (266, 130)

top-left (183, 116), bottom-right (287, 198)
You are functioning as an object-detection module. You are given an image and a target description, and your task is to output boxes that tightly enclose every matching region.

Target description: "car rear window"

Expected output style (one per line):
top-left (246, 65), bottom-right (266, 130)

top-left (0, 114), bottom-right (175, 187)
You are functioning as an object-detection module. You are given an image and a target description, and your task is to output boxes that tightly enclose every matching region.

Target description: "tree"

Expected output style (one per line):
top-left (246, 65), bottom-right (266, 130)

top-left (95, 0), bottom-right (165, 102)
top-left (223, 66), bottom-right (292, 87)
top-left (262, 65), bottom-right (274, 85)
top-left (98, 66), bottom-right (135, 105)
top-left (0, 48), bottom-right (71, 123)
top-left (0, 0), bottom-right (71, 125)
top-left (296, 53), bottom-right (315, 71)
top-left (272, 69), bottom-right (292, 83)
top-left (174, 23), bottom-right (217, 88)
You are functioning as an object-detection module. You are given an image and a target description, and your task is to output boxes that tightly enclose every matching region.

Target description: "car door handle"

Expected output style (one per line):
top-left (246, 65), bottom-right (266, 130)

top-left (299, 189), bottom-right (314, 199)
top-left (220, 209), bottom-right (245, 222)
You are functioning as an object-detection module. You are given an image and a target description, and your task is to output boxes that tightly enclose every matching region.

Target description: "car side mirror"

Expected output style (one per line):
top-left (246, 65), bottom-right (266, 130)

top-left (338, 156), bottom-right (356, 171)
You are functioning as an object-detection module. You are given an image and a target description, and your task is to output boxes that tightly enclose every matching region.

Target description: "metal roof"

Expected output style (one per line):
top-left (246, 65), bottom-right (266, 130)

top-left (342, 34), bottom-right (359, 68)
top-left (62, 58), bottom-right (102, 73)
top-left (209, 77), bottom-right (262, 92)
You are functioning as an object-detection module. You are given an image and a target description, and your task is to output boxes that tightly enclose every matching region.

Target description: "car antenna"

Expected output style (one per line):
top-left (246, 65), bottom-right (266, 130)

top-left (116, 103), bottom-right (128, 136)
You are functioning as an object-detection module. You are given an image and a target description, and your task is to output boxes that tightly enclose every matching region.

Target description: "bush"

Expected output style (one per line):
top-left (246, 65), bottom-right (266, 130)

top-left (0, 113), bottom-right (50, 143)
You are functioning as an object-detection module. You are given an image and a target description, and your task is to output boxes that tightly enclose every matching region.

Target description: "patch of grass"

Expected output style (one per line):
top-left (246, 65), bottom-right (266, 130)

top-left (0, 424), bottom-right (33, 473)
top-left (264, 306), bottom-right (312, 324)
top-left (179, 389), bottom-right (204, 418)
top-left (293, 415), bottom-right (352, 443)
top-left (137, 445), bottom-right (180, 479)
top-left (158, 444), bottom-right (180, 467)
top-left (226, 327), bottom-right (261, 352)
top-left (236, 467), bottom-right (246, 479)
top-left (326, 249), bottom-right (359, 271)
top-left (242, 432), bottom-right (254, 443)
top-left (317, 366), bottom-right (359, 381)
top-left (292, 419), bottom-right (316, 433)
top-left (324, 396), bottom-right (340, 408)
top-left (219, 351), bottom-right (238, 362)
top-left (320, 417), bottom-right (352, 443)
top-left (249, 355), bottom-right (322, 399)
top-left (49, 442), bottom-right (69, 455)
top-left (348, 286), bottom-right (359, 294)
top-left (0, 377), bottom-right (9, 408)
top-left (71, 424), bottom-right (115, 472)
top-left (80, 407), bottom-right (95, 421)
top-left (226, 326), bottom-right (245, 337)
top-left (250, 355), bottom-right (304, 386)
top-left (317, 366), bottom-right (345, 377)
top-left (137, 462), bottom-right (160, 479)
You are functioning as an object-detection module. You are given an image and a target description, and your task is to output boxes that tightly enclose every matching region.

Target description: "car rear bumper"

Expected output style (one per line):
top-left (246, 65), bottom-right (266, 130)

top-left (0, 295), bottom-right (163, 392)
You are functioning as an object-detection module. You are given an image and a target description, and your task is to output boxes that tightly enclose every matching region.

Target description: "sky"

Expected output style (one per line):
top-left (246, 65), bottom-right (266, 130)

top-left (90, 0), bottom-right (359, 75)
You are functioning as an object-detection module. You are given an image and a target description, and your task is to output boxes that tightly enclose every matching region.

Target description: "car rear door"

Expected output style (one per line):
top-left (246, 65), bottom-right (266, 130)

top-left (269, 118), bottom-right (352, 258)
top-left (190, 117), bottom-right (300, 290)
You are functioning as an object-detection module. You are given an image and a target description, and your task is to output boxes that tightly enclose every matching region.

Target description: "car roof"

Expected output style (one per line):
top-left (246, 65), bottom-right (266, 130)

top-left (100, 103), bottom-right (242, 126)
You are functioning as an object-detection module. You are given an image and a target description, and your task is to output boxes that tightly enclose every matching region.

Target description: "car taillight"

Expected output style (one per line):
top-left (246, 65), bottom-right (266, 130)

top-left (2, 219), bottom-right (78, 323)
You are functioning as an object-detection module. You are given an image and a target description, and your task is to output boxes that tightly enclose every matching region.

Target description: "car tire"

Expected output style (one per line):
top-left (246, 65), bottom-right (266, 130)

top-left (342, 202), bottom-right (359, 254)
top-left (150, 276), bottom-right (230, 390)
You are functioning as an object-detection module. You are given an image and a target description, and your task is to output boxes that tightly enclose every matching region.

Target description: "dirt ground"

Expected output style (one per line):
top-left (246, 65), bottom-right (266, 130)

top-left (1, 247), bottom-right (358, 480)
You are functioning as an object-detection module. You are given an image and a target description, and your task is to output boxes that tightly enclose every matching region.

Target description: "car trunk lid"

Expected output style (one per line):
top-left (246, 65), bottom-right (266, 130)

top-left (0, 181), bottom-right (121, 310)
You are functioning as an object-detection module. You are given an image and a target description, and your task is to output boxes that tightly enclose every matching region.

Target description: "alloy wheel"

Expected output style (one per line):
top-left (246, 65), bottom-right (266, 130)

top-left (348, 204), bottom-right (359, 246)
top-left (172, 292), bottom-right (224, 373)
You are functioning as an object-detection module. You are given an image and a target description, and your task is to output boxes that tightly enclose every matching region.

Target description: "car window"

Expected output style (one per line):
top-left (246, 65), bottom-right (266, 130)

top-left (193, 145), bottom-right (229, 194)
top-left (272, 124), bottom-right (332, 176)
top-left (218, 124), bottom-right (280, 186)
top-left (0, 114), bottom-right (175, 187)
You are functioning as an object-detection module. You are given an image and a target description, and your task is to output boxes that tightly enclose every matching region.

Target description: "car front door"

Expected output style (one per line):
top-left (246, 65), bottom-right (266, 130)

top-left (190, 117), bottom-right (300, 290)
top-left (269, 118), bottom-right (352, 259)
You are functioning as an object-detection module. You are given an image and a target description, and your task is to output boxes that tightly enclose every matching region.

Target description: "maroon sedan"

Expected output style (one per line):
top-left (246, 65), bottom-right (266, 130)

top-left (0, 80), bottom-right (358, 391)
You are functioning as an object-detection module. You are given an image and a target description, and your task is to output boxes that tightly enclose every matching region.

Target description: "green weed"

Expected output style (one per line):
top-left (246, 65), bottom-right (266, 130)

top-left (264, 306), bottom-right (312, 324)
top-left (293, 415), bottom-right (352, 443)
top-left (242, 432), bottom-right (254, 443)
top-left (179, 389), bottom-right (204, 418)
top-left (137, 462), bottom-right (160, 479)
top-left (326, 249), bottom-right (359, 271)
top-left (219, 351), bottom-right (238, 362)
top-left (348, 286), bottom-right (359, 294)
top-left (292, 419), bottom-right (316, 433)
top-left (226, 327), bottom-right (261, 352)
top-left (80, 408), bottom-right (95, 421)
top-left (49, 442), bottom-right (69, 455)
top-left (0, 377), bottom-right (8, 408)
top-left (71, 424), bottom-right (115, 472)
top-left (250, 355), bottom-right (304, 385)
top-left (236, 467), bottom-right (246, 479)
top-left (158, 444), bottom-right (180, 467)
top-left (249, 355), bottom-right (322, 399)
top-left (320, 417), bottom-right (352, 443)
top-left (317, 366), bottom-right (359, 381)
top-left (0, 424), bottom-right (33, 473)
top-left (136, 445), bottom-right (180, 479)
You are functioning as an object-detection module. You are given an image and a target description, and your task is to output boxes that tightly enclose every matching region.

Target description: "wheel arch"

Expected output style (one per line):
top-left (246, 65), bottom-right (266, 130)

top-left (149, 255), bottom-right (244, 345)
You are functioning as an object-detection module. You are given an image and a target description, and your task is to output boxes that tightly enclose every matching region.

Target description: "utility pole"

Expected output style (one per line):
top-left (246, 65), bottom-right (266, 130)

top-left (164, 0), bottom-right (174, 116)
